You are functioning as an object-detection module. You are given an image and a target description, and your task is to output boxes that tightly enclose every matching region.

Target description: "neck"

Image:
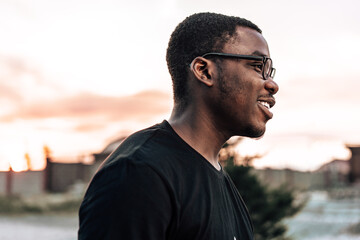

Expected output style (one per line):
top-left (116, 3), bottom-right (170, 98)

top-left (168, 105), bottom-right (229, 171)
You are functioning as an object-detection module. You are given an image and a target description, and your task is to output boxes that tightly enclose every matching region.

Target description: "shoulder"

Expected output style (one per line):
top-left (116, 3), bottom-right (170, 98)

top-left (100, 120), bottom-right (195, 176)
top-left (87, 121), bottom-right (187, 192)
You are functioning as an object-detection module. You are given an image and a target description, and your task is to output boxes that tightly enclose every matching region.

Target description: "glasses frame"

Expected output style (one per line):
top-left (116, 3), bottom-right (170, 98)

top-left (201, 52), bottom-right (276, 80)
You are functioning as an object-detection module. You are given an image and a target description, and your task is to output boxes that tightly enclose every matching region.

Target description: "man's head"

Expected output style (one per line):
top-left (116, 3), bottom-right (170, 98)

top-left (166, 12), bottom-right (262, 109)
top-left (167, 12), bottom-right (279, 138)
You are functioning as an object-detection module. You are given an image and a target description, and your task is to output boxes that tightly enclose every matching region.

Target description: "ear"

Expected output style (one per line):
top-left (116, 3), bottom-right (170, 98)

top-left (189, 57), bottom-right (216, 87)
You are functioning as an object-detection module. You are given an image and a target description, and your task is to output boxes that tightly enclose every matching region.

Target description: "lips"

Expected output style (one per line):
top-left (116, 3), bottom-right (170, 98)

top-left (257, 97), bottom-right (276, 119)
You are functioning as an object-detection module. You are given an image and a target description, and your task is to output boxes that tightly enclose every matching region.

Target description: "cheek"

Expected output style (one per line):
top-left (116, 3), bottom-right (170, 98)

top-left (218, 73), bottom-right (246, 99)
top-left (226, 77), bottom-right (256, 108)
top-left (216, 68), bottom-right (259, 111)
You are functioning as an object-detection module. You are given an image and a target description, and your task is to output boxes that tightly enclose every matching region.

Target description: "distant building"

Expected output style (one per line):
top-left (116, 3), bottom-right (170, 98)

top-left (315, 159), bottom-right (350, 188)
top-left (252, 159), bottom-right (351, 191)
top-left (347, 145), bottom-right (360, 183)
top-left (44, 157), bottom-right (93, 192)
top-left (317, 159), bottom-right (350, 174)
top-left (252, 168), bottom-right (316, 190)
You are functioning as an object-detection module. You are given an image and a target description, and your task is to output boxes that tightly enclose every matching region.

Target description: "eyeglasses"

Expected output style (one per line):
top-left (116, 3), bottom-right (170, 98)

top-left (201, 52), bottom-right (276, 80)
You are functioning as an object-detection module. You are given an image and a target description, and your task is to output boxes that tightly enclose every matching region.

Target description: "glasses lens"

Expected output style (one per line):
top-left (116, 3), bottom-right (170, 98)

top-left (270, 68), bottom-right (276, 79)
top-left (263, 58), bottom-right (271, 79)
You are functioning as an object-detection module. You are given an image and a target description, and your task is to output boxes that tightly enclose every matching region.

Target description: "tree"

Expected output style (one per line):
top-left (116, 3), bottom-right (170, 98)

top-left (221, 138), bottom-right (305, 240)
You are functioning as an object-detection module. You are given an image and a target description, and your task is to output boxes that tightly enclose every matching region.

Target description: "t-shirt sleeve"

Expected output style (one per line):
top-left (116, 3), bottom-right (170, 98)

top-left (78, 160), bottom-right (173, 240)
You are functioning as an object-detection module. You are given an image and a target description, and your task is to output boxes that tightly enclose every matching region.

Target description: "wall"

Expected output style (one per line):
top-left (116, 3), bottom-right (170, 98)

top-left (0, 172), bottom-right (6, 195)
top-left (11, 171), bottom-right (44, 195)
top-left (252, 168), bottom-right (328, 190)
top-left (46, 162), bottom-right (93, 192)
top-left (0, 171), bottom-right (44, 196)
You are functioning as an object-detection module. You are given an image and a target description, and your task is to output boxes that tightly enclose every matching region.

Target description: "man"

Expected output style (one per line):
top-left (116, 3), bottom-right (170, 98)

top-left (78, 12), bottom-right (278, 240)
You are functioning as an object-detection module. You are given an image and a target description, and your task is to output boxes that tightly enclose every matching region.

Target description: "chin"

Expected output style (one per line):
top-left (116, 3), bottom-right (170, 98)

top-left (243, 125), bottom-right (266, 138)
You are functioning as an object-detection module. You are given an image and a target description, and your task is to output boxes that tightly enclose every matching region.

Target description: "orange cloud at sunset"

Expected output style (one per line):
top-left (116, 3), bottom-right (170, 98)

top-left (0, 85), bottom-right (172, 171)
top-left (1, 90), bottom-right (171, 123)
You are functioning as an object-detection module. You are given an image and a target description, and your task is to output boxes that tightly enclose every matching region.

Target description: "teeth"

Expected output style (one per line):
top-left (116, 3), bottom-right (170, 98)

top-left (258, 101), bottom-right (270, 109)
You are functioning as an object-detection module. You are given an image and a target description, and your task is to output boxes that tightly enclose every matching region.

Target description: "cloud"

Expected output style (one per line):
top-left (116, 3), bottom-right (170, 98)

top-left (0, 55), bottom-right (173, 133)
top-left (0, 55), bottom-right (64, 104)
top-left (0, 83), bottom-right (22, 102)
top-left (2, 90), bottom-right (172, 123)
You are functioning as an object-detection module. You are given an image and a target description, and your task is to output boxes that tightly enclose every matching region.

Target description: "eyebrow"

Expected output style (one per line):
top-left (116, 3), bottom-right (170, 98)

top-left (251, 50), bottom-right (267, 57)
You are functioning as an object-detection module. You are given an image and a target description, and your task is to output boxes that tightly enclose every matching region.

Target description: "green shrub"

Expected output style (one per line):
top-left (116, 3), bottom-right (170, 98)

top-left (0, 195), bottom-right (42, 214)
top-left (47, 199), bottom-right (82, 212)
top-left (222, 139), bottom-right (306, 240)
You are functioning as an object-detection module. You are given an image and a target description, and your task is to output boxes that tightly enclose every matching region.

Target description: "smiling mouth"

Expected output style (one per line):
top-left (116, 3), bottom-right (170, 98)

top-left (258, 101), bottom-right (270, 109)
top-left (257, 98), bottom-right (275, 119)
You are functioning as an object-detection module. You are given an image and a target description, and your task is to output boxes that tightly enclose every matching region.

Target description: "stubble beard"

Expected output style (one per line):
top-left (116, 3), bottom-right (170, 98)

top-left (217, 66), bottom-right (266, 139)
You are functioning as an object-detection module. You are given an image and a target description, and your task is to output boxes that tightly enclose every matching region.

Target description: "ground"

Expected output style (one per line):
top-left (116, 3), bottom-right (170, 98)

top-left (0, 191), bottom-right (359, 240)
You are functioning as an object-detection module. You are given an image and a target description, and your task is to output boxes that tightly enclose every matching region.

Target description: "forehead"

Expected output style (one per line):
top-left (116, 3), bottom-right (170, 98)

top-left (223, 26), bottom-right (270, 57)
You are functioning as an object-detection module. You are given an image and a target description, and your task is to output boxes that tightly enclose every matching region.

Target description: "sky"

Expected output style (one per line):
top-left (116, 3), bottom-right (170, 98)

top-left (0, 0), bottom-right (359, 171)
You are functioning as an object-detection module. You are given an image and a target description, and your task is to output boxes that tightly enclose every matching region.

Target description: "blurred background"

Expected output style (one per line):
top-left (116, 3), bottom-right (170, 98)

top-left (0, 0), bottom-right (359, 239)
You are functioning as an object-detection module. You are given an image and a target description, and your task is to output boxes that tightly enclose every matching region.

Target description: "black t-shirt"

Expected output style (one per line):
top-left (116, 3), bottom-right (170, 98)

top-left (78, 120), bottom-right (254, 240)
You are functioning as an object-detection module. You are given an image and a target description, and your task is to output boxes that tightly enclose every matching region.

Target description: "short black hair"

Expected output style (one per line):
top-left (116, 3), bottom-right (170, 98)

top-left (166, 12), bottom-right (262, 108)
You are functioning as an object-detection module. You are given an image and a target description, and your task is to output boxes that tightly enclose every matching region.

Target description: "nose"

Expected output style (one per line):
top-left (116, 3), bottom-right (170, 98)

top-left (264, 78), bottom-right (279, 95)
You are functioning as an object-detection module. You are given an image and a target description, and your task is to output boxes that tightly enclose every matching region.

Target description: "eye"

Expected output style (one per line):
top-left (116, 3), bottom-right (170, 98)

top-left (252, 63), bottom-right (263, 72)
